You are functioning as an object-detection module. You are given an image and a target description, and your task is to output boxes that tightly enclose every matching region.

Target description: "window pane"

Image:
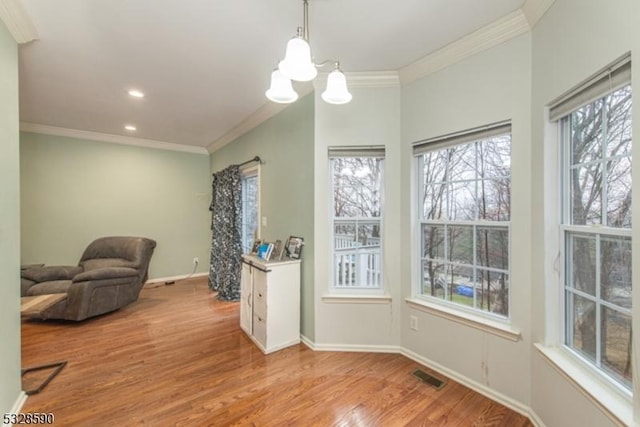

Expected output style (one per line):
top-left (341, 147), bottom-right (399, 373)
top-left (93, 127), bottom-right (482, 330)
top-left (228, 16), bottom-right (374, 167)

top-left (333, 158), bottom-right (382, 218)
top-left (474, 269), bottom-right (509, 317)
top-left (422, 150), bottom-right (449, 185)
top-left (421, 260), bottom-right (447, 297)
top-left (479, 179), bottom-right (511, 221)
top-left (571, 99), bottom-right (604, 165)
top-left (570, 164), bottom-right (602, 225)
top-left (476, 227), bottom-right (508, 270)
top-left (335, 222), bottom-right (356, 249)
top-left (358, 222), bottom-right (381, 247)
top-left (601, 236), bottom-right (632, 309)
top-left (601, 307), bottom-right (632, 388)
top-left (567, 233), bottom-right (596, 296)
top-left (606, 156), bottom-right (632, 228)
top-left (567, 292), bottom-right (597, 364)
top-left (422, 225), bottom-right (445, 260)
top-left (423, 183), bottom-right (446, 220)
top-left (448, 180), bottom-right (476, 220)
top-left (448, 226), bottom-right (473, 265)
top-left (241, 174), bottom-right (259, 254)
top-left (448, 144), bottom-right (476, 181)
top-left (605, 85), bottom-right (632, 159)
top-left (479, 136), bottom-right (511, 178)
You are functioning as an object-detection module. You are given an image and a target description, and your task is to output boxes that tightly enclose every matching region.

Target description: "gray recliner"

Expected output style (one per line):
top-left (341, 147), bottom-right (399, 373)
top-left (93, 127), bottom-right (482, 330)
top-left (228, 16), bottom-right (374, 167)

top-left (21, 236), bottom-right (156, 321)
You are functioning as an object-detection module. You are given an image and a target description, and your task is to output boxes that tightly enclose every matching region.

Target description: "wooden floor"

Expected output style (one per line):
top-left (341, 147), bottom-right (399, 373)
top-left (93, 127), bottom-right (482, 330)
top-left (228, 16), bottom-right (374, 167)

top-left (21, 277), bottom-right (533, 426)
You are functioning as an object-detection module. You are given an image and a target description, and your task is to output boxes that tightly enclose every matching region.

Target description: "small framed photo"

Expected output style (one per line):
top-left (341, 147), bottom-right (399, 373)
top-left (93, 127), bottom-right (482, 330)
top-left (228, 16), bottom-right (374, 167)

top-left (250, 239), bottom-right (262, 255)
top-left (272, 240), bottom-right (284, 260)
top-left (285, 236), bottom-right (304, 259)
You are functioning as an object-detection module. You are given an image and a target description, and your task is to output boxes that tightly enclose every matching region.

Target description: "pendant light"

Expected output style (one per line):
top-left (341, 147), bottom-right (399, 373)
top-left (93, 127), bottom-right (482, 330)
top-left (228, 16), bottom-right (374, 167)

top-left (266, 0), bottom-right (351, 105)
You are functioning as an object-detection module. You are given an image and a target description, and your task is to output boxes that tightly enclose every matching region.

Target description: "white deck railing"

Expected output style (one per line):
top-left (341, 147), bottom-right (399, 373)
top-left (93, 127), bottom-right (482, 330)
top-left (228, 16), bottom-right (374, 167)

top-left (334, 234), bottom-right (381, 288)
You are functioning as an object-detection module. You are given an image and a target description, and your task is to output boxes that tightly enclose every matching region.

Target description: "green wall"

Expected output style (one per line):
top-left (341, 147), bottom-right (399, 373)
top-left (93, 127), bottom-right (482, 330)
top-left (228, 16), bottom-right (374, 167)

top-left (20, 133), bottom-right (211, 279)
top-left (210, 94), bottom-right (315, 339)
top-left (0, 20), bottom-right (22, 414)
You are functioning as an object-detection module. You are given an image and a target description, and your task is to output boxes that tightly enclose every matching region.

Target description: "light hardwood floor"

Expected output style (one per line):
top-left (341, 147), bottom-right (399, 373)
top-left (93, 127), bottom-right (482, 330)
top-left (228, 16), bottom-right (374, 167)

top-left (21, 277), bottom-right (533, 426)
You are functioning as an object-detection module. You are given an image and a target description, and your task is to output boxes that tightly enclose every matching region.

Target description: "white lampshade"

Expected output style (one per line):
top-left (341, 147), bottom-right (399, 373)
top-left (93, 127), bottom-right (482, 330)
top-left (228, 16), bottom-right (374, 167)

top-left (265, 69), bottom-right (299, 104)
top-left (278, 37), bottom-right (318, 82)
top-left (321, 69), bottom-right (352, 104)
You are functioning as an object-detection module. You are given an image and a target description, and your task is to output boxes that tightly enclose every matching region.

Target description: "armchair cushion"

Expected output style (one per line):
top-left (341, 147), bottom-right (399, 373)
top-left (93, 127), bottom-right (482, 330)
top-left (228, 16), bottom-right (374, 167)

top-left (22, 265), bottom-right (83, 283)
top-left (27, 280), bottom-right (73, 296)
top-left (72, 267), bottom-right (138, 283)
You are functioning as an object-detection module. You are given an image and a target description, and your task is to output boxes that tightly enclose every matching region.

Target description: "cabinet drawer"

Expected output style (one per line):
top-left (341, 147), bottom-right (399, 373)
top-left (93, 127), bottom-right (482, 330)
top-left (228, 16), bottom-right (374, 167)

top-left (253, 286), bottom-right (267, 318)
top-left (253, 312), bottom-right (267, 347)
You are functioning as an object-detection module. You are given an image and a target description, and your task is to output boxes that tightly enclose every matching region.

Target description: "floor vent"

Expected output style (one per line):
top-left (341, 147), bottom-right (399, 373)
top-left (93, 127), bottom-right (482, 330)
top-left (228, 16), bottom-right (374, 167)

top-left (412, 369), bottom-right (446, 390)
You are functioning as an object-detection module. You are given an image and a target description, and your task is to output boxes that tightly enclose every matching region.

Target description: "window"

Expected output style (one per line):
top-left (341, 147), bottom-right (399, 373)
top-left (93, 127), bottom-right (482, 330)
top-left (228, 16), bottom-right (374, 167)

top-left (240, 167), bottom-right (259, 254)
top-left (556, 57), bottom-right (632, 391)
top-left (330, 147), bottom-right (384, 289)
top-left (414, 123), bottom-right (511, 318)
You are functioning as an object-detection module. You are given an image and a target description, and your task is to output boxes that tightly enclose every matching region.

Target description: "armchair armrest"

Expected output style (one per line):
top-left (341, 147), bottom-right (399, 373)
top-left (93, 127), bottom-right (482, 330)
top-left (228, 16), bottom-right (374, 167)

top-left (72, 267), bottom-right (139, 283)
top-left (22, 265), bottom-right (83, 282)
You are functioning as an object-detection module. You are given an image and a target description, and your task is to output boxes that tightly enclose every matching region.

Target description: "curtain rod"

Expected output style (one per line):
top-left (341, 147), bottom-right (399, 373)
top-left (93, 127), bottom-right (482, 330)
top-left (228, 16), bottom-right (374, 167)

top-left (236, 156), bottom-right (262, 167)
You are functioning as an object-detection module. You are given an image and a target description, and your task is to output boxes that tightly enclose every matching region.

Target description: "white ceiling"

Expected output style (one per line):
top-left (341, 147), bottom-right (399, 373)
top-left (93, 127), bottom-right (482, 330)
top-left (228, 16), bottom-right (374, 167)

top-left (17, 0), bottom-right (527, 150)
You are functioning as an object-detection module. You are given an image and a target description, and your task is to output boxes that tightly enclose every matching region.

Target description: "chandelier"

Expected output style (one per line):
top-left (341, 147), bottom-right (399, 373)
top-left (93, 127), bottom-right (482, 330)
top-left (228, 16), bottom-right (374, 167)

top-left (265, 0), bottom-right (352, 105)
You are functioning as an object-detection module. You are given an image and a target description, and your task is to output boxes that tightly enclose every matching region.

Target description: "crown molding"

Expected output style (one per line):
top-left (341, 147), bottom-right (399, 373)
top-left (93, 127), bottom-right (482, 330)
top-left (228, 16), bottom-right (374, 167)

top-left (20, 122), bottom-right (209, 155)
top-left (313, 71), bottom-right (400, 89)
top-left (206, 84), bottom-right (314, 154)
top-left (522, 0), bottom-right (556, 27)
top-left (399, 9), bottom-right (530, 85)
top-left (0, 0), bottom-right (38, 44)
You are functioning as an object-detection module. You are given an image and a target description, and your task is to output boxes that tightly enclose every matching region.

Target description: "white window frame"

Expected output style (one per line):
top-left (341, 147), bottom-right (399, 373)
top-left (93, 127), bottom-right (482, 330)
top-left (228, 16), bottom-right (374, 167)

top-left (329, 147), bottom-right (385, 293)
top-left (412, 122), bottom-right (512, 322)
top-left (535, 54), bottom-right (634, 425)
top-left (558, 82), bottom-right (633, 394)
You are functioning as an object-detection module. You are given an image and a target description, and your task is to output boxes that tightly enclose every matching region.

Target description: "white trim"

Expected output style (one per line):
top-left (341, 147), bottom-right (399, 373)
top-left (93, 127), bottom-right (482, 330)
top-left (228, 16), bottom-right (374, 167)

top-left (298, 336), bottom-right (541, 425)
top-left (0, 0), bottom-right (38, 44)
top-left (310, 342), bottom-right (402, 353)
top-left (207, 84), bottom-right (314, 154)
top-left (406, 298), bottom-right (521, 342)
top-left (314, 71), bottom-right (400, 90)
top-left (300, 334), bottom-right (315, 350)
top-left (321, 294), bottom-right (392, 304)
top-left (398, 10), bottom-right (530, 85)
top-left (522, 0), bottom-right (556, 27)
top-left (144, 272), bottom-right (208, 287)
top-left (4, 392), bottom-right (28, 426)
top-left (20, 122), bottom-right (209, 155)
top-left (534, 344), bottom-right (631, 426)
top-left (401, 348), bottom-right (536, 423)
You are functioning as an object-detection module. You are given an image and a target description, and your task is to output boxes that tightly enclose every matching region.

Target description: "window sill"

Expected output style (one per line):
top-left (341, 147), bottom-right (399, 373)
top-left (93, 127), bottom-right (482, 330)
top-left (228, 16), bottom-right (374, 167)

top-left (534, 343), bottom-right (631, 426)
top-left (405, 298), bottom-right (520, 342)
top-left (322, 294), bottom-right (392, 304)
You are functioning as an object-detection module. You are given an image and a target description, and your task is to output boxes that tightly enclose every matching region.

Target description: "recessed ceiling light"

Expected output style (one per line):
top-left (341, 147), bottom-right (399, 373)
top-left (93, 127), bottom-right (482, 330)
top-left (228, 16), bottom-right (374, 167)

top-left (128, 89), bottom-right (144, 98)
top-left (124, 125), bottom-right (137, 131)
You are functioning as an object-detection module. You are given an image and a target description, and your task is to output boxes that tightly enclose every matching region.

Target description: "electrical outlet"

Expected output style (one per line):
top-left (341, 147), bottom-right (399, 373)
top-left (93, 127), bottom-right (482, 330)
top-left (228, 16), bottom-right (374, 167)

top-left (193, 257), bottom-right (199, 266)
top-left (410, 315), bottom-right (418, 331)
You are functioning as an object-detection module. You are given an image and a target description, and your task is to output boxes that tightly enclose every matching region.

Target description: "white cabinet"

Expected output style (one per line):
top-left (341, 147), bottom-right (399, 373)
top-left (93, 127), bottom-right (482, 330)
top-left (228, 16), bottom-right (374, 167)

top-left (240, 254), bottom-right (301, 354)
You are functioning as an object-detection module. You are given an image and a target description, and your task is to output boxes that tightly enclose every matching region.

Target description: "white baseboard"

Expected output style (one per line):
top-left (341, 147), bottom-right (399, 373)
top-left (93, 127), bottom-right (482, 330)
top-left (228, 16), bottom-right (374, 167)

top-left (4, 392), bottom-right (28, 426)
top-left (401, 348), bottom-right (535, 423)
top-left (300, 336), bottom-right (542, 426)
top-left (144, 272), bottom-right (208, 288)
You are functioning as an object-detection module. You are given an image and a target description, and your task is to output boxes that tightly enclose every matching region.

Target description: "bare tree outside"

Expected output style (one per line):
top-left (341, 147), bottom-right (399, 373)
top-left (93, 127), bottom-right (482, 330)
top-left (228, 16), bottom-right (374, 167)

top-left (565, 84), bottom-right (632, 389)
top-left (420, 131), bottom-right (511, 317)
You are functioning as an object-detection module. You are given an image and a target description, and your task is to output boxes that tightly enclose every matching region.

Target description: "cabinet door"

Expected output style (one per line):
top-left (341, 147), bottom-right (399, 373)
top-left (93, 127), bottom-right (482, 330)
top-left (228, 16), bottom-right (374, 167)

top-left (240, 262), bottom-right (252, 334)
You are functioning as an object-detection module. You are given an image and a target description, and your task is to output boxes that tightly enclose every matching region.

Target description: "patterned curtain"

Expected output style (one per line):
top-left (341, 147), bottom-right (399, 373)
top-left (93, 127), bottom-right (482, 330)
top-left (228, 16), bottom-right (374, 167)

top-left (209, 165), bottom-right (242, 301)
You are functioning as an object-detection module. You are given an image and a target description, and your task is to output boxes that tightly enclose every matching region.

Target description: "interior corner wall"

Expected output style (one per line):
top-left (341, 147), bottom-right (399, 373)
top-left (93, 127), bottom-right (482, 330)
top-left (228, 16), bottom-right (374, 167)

top-left (400, 33), bottom-right (533, 409)
top-left (209, 94), bottom-right (315, 340)
top-left (20, 133), bottom-right (211, 280)
top-left (530, 0), bottom-right (640, 426)
top-left (0, 21), bottom-right (22, 414)
top-left (313, 83), bottom-right (402, 348)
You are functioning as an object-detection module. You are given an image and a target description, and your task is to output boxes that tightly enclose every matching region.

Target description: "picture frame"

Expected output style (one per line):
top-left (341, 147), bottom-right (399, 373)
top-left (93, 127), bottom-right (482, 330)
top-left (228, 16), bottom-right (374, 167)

top-left (272, 240), bottom-right (284, 260)
top-left (250, 239), bottom-right (262, 255)
top-left (285, 236), bottom-right (304, 259)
